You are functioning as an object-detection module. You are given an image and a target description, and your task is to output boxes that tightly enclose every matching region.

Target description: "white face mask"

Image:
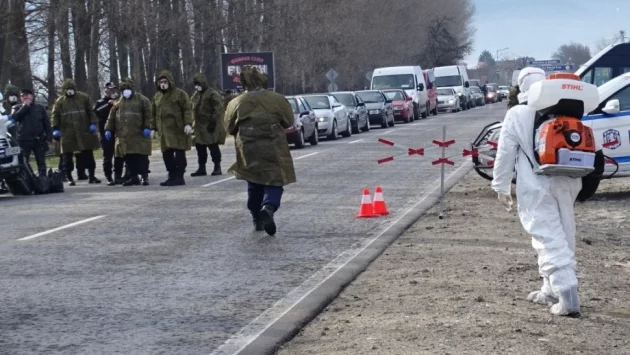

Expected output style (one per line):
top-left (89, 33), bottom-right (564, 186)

top-left (8, 95), bottom-right (17, 103)
top-left (195, 85), bottom-right (203, 92)
top-left (159, 83), bottom-right (169, 90)
top-left (66, 89), bottom-right (75, 97)
top-left (122, 89), bottom-right (132, 98)
top-left (110, 92), bottom-right (119, 99)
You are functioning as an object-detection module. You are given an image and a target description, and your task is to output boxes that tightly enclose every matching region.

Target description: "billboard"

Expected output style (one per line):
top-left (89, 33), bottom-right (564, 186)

top-left (221, 52), bottom-right (275, 91)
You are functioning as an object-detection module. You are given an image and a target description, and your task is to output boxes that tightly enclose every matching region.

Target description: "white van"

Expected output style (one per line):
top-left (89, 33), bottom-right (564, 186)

top-left (371, 66), bottom-right (429, 119)
top-left (433, 65), bottom-right (472, 110)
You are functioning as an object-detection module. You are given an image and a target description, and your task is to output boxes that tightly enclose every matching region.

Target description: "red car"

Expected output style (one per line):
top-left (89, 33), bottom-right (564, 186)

top-left (381, 89), bottom-right (414, 123)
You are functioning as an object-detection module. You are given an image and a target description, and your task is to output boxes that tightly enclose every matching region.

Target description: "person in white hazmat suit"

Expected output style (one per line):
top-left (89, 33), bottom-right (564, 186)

top-left (491, 67), bottom-right (582, 317)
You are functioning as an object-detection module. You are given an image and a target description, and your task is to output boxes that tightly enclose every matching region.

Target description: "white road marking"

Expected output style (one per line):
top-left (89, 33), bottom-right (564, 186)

top-left (202, 177), bottom-right (236, 187)
top-left (209, 162), bottom-right (470, 355)
top-left (348, 139), bottom-right (364, 144)
top-left (383, 130), bottom-right (395, 134)
top-left (293, 151), bottom-right (320, 160)
top-left (202, 152), bottom-right (320, 187)
top-left (18, 215), bottom-right (106, 241)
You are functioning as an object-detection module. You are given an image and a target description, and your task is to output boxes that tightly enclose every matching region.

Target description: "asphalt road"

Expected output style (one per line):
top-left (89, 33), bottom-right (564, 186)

top-left (0, 102), bottom-right (507, 355)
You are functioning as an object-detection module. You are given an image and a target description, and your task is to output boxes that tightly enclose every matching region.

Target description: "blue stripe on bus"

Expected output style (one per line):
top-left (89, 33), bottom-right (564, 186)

top-left (582, 110), bottom-right (630, 121)
top-left (609, 155), bottom-right (630, 163)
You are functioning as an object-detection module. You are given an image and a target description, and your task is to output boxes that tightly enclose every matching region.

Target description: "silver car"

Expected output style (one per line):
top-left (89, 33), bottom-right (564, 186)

top-left (498, 85), bottom-right (510, 99)
top-left (437, 88), bottom-right (460, 112)
top-left (302, 94), bottom-right (351, 140)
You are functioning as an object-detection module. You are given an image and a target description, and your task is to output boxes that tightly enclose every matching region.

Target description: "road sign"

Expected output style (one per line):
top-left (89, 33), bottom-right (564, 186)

top-left (529, 59), bottom-right (560, 65)
top-left (326, 69), bottom-right (339, 82)
top-left (538, 64), bottom-right (575, 71)
top-left (327, 83), bottom-right (338, 92)
top-left (366, 71), bottom-right (373, 81)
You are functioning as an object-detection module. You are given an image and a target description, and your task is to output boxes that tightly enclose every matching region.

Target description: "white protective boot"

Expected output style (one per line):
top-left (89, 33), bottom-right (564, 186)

top-left (527, 276), bottom-right (559, 306)
top-left (548, 267), bottom-right (581, 316)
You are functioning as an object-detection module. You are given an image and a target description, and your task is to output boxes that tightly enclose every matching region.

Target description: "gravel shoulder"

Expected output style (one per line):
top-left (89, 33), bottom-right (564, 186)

top-left (278, 172), bottom-right (630, 355)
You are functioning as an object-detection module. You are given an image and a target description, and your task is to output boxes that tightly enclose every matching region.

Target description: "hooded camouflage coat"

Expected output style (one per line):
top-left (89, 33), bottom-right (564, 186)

top-left (151, 70), bottom-right (193, 152)
top-left (3, 84), bottom-right (19, 113)
top-left (51, 79), bottom-right (100, 153)
top-left (105, 78), bottom-right (153, 157)
top-left (191, 73), bottom-right (226, 145)
top-left (224, 89), bottom-right (296, 187)
top-left (507, 86), bottom-right (520, 109)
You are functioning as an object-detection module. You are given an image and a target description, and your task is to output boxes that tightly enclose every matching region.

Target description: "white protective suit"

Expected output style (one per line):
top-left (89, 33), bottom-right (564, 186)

top-left (491, 67), bottom-right (581, 316)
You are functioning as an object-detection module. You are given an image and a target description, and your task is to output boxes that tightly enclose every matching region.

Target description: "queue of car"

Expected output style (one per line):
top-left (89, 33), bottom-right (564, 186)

top-left (283, 64), bottom-right (506, 148)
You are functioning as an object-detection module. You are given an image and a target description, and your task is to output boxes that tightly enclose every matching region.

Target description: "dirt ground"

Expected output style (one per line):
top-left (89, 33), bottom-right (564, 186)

top-left (278, 171), bottom-right (630, 355)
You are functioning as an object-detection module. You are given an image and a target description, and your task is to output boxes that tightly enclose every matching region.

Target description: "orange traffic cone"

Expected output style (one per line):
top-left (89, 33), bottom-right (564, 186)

top-left (373, 186), bottom-right (390, 215)
top-left (355, 188), bottom-right (377, 218)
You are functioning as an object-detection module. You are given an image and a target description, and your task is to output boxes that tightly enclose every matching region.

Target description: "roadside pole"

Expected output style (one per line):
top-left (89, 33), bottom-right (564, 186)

top-left (439, 125), bottom-right (446, 219)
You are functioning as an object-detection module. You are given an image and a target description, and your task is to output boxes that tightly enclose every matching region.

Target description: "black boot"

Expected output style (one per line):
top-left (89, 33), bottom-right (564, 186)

top-left (141, 174), bottom-right (149, 186)
top-left (160, 172), bottom-right (172, 186)
top-left (108, 174), bottom-right (123, 186)
top-left (122, 175), bottom-right (141, 186)
top-left (88, 175), bottom-right (101, 184)
top-left (259, 205), bottom-right (277, 236)
top-left (105, 173), bottom-right (113, 184)
top-left (253, 218), bottom-right (264, 231)
top-left (77, 170), bottom-right (88, 181)
top-left (211, 163), bottom-right (222, 176)
top-left (191, 166), bottom-right (207, 177)
top-left (167, 172), bottom-right (185, 186)
top-left (66, 172), bottom-right (76, 186)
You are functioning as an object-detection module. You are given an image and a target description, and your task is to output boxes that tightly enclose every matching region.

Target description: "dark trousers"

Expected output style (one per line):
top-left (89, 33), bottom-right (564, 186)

top-left (62, 150), bottom-right (96, 178)
top-left (101, 137), bottom-right (115, 178)
top-left (76, 152), bottom-right (87, 178)
top-left (20, 140), bottom-right (46, 175)
top-left (247, 182), bottom-right (284, 218)
top-left (162, 148), bottom-right (187, 175)
top-left (124, 154), bottom-right (149, 177)
top-left (195, 143), bottom-right (221, 165)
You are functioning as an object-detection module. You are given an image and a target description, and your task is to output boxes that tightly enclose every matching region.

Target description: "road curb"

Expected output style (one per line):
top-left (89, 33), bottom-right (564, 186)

top-left (231, 162), bottom-right (474, 355)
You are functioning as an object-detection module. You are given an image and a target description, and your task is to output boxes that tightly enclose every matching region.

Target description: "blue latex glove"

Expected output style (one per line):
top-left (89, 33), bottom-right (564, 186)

top-left (89, 124), bottom-right (97, 133)
top-left (7, 114), bottom-right (13, 121)
top-left (143, 128), bottom-right (151, 138)
top-left (53, 130), bottom-right (61, 138)
top-left (105, 131), bottom-right (112, 141)
top-left (7, 119), bottom-right (15, 128)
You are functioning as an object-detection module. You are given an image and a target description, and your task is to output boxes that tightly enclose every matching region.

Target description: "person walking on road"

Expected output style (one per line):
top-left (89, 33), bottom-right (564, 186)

top-left (51, 79), bottom-right (103, 186)
top-left (190, 73), bottom-right (226, 177)
top-left (224, 66), bottom-right (296, 236)
top-left (7, 88), bottom-right (52, 176)
top-left (105, 78), bottom-right (153, 186)
top-left (94, 82), bottom-right (122, 184)
top-left (492, 67), bottom-right (582, 317)
top-left (151, 70), bottom-right (193, 186)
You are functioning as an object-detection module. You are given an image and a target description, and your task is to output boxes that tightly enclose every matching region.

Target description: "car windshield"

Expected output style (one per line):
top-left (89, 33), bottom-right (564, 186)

top-left (437, 88), bottom-right (453, 96)
top-left (286, 98), bottom-right (298, 114)
top-left (333, 93), bottom-right (355, 107)
top-left (384, 91), bottom-right (404, 100)
top-left (357, 92), bottom-right (384, 103)
top-left (372, 74), bottom-right (415, 90)
top-left (304, 96), bottom-right (330, 109)
top-left (470, 87), bottom-right (480, 93)
top-left (499, 86), bottom-right (509, 90)
top-left (435, 75), bottom-right (461, 87)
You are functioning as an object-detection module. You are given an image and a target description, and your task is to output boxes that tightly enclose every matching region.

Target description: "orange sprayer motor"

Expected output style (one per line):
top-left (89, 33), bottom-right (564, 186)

top-left (536, 117), bottom-right (596, 165)
top-left (528, 73), bottom-right (600, 178)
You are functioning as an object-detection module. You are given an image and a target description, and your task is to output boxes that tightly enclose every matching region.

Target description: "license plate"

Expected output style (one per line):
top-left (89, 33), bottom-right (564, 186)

top-left (0, 146), bottom-right (20, 157)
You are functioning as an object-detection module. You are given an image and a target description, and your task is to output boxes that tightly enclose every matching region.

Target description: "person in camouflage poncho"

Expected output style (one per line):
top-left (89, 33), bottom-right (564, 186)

top-left (151, 70), bottom-right (194, 186)
top-left (51, 79), bottom-right (102, 185)
top-left (190, 73), bottom-right (226, 177)
top-left (224, 66), bottom-right (295, 236)
top-left (105, 78), bottom-right (153, 186)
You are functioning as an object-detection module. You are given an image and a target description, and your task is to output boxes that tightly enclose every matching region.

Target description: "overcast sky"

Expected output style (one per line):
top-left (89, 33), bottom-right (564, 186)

top-left (466, 0), bottom-right (628, 66)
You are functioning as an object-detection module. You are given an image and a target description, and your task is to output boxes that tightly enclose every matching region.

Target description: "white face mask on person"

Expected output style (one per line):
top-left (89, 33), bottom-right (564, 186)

top-left (159, 82), bottom-right (169, 90)
top-left (8, 95), bottom-right (17, 103)
top-left (111, 92), bottom-right (119, 99)
top-left (195, 85), bottom-right (203, 92)
top-left (66, 89), bottom-right (75, 97)
top-left (122, 89), bottom-right (132, 98)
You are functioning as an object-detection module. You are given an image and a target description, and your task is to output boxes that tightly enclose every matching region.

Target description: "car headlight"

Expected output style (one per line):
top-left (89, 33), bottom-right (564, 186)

top-left (317, 117), bottom-right (327, 122)
top-left (448, 99), bottom-right (455, 103)
top-left (457, 91), bottom-right (463, 96)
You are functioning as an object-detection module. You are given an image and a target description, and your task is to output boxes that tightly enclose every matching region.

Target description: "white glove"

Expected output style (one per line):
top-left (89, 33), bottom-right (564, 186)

top-left (498, 193), bottom-right (513, 212)
top-left (150, 130), bottom-right (156, 139)
top-left (184, 125), bottom-right (193, 135)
